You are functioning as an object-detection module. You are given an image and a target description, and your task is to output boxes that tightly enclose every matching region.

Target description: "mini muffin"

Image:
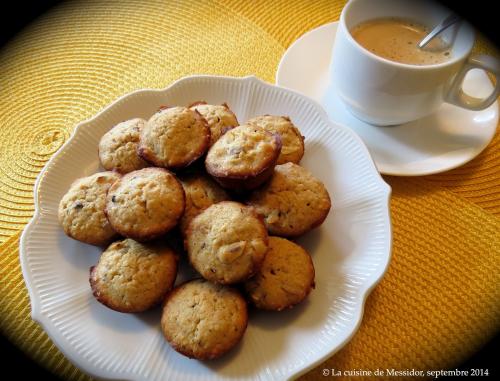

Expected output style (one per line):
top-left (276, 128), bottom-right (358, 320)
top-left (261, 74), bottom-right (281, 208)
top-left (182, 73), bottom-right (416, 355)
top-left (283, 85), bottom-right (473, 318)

top-left (58, 171), bottom-right (121, 245)
top-left (161, 279), bottom-right (247, 360)
top-left (205, 124), bottom-right (282, 190)
top-left (98, 118), bottom-right (148, 173)
top-left (179, 173), bottom-right (229, 234)
top-left (247, 163), bottom-right (331, 237)
top-left (189, 101), bottom-right (239, 146)
top-left (185, 201), bottom-right (268, 284)
top-left (244, 237), bottom-right (315, 310)
top-left (138, 106), bottom-right (210, 170)
top-left (90, 238), bottom-right (178, 312)
top-left (105, 168), bottom-right (185, 241)
top-left (246, 115), bottom-right (304, 164)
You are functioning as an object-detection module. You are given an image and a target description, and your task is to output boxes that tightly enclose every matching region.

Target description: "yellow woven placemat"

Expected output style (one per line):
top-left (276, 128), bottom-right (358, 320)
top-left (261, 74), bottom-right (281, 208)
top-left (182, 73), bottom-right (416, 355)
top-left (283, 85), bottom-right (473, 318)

top-left (0, 0), bottom-right (499, 379)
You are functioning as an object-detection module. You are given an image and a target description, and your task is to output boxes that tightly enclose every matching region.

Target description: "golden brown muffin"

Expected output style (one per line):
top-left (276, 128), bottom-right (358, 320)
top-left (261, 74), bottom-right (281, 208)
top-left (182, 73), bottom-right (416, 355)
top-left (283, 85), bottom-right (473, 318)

top-left (246, 115), bottom-right (304, 164)
top-left (244, 237), bottom-right (315, 310)
top-left (161, 279), bottom-right (247, 360)
top-left (205, 124), bottom-right (282, 190)
top-left (58, 171), bottom-right (121, 246)
top-left (179, 173), bottom-right (229, 234)
top-left (185, 201), bottom-right (268, 284)
top-left (105, 168), bottom-right (185, 241)
top-left (189, 101), bottom-right (239, 146)
top-left (138, 106), bottom-right (210, 170)
top-left (98, 118), bottom-right (149, 173)
top-left (247, 163), bottom-right (331, 237)
top-left (90, 238), bottom-right (178, 312)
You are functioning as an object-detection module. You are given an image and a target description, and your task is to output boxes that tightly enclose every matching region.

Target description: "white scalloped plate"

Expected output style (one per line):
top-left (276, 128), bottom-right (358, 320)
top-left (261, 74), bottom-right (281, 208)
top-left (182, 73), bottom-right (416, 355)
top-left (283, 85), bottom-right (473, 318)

top-left (20, 75), bottom-right (391, 381)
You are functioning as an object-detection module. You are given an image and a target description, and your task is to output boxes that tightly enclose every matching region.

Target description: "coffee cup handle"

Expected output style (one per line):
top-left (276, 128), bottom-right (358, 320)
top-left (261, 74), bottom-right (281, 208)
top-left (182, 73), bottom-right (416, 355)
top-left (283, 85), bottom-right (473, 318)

top-left (445, 54), bottom-right (500, 111)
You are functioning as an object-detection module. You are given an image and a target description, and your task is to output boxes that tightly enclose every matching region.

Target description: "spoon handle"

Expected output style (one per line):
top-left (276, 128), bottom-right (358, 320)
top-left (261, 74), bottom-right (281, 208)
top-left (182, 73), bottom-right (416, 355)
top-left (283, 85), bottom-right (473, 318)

top-left (418, 14), bottom-right (461, 49)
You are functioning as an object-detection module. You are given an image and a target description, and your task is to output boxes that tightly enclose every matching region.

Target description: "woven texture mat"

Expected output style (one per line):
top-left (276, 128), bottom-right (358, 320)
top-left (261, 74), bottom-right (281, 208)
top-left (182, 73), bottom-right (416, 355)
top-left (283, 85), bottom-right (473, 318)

top-left (1, 0), bottom-right (499, 379)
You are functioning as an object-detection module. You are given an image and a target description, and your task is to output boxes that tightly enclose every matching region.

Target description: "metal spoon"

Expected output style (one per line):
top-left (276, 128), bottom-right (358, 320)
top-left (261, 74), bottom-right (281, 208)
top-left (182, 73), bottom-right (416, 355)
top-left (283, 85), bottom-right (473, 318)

top-left (418, 14), bottom-right (461, 49)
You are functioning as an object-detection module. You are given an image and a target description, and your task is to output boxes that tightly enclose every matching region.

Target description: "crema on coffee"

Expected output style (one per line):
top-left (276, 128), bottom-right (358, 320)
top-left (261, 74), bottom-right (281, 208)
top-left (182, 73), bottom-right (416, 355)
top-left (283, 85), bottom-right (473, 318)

top-left (350, 18), bottom-right (452, 65)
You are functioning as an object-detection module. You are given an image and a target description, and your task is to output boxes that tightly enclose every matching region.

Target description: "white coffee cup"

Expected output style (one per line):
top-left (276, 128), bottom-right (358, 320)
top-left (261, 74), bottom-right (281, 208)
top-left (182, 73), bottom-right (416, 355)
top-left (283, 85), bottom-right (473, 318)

top-left (327, 0), bottom-right (500, 126)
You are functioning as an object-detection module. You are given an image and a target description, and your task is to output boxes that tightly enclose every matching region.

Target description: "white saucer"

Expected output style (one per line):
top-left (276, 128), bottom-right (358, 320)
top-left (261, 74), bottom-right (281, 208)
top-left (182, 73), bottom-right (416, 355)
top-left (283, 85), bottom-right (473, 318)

top-left (276, 22), bottom-right (499, 176)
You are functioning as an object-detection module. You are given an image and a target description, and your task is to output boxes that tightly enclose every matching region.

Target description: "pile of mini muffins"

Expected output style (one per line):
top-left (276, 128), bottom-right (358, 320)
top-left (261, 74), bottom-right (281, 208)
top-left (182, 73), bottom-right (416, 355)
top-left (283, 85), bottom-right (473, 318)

top-left (58, 101), bottom-right (331, 360)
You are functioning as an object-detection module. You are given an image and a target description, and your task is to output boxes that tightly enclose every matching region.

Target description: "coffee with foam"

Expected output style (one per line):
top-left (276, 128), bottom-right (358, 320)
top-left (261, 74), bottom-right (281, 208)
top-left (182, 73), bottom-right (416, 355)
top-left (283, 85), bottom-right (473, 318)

top-left (351, 18), bottom-right (451, 65)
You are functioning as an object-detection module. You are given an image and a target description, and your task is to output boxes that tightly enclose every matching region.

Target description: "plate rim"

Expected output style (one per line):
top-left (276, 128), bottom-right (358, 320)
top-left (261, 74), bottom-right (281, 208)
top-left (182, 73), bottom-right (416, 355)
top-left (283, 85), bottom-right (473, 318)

top-left (276, 21), bottom-right (499, 177)
top-left (19, 74), bottom-right (392, 381)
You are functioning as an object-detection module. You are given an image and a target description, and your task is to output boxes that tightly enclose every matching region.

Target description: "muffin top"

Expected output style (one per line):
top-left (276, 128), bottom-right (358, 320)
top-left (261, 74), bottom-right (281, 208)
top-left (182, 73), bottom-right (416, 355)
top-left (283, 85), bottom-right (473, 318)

top-left (98, 118), bottom-right (149, 173)
top-left (246, 115), bottom-right (304, 164)
top-left (90, 238), bottom-right (178, 313)
top-left (161, 279), bottom-right (247, 360)
top-left (189, 102), bottom-right (238, 146)
top-left (244, 237), bottom-right (315, 310)
top-left (105, 168), bottom-right (185, 241)
top-left (179, 173), bottom-right (229, 234)
top-left (205, 124), bottom-right (281, 179)
top-left (58, 171), bottom-right (121, 246)
top-left (138, 106), bottom-right (210, 169)
top-left (248, 163), bottom-right (331, 237)
top-left (185, 201), bottom-right (268, 284)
